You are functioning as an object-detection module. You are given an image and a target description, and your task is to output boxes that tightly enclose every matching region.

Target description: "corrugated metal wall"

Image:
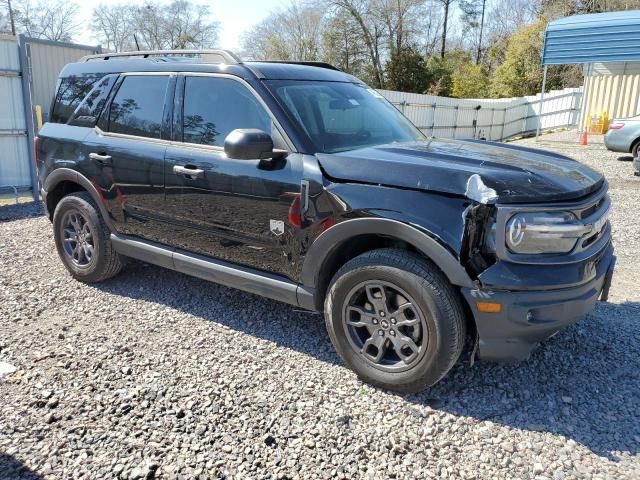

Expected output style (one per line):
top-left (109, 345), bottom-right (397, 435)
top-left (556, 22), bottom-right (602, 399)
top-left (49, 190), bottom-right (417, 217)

top-left (380, 87), bottom-right (582, 141)
top-left (0, 36), bottom-right (101, 195)
top-left (0, 35), bottom-right (30, 191)
top-left (579, 62), bottom-right (640, 128)
top-left (543, 11), bottom-right (640, 65)
top-left (27, 40), bottom-right (100, 121)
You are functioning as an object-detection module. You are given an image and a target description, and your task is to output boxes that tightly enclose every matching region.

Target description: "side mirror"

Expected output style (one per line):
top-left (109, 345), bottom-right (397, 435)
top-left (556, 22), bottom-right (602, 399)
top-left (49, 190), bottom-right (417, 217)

top-left (224, 129), bottom-right (286, 161)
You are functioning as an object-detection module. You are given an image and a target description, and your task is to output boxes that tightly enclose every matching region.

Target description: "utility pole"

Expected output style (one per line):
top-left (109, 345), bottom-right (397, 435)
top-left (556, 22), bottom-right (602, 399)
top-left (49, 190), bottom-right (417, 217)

top-left (440, 0), bottom-right (451, 59)
top-left (7, 0), bottom-right (16, 36)
top-left (476, 0), bottom-right (486, 64)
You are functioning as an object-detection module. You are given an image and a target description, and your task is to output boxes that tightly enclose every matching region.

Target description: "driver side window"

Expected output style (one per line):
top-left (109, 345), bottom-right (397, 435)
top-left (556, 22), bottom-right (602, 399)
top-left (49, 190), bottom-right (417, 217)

top-left (182, 76), bottom-right (272, 147)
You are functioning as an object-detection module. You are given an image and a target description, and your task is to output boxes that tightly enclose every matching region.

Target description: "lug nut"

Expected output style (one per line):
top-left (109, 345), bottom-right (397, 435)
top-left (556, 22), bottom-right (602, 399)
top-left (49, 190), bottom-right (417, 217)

top-left (372, 319), bottom-right (378, 325)
top-left (380, 311), bottom-right (386, 317)
top-left (391, 318), bottom-right (396, 324)
top-left (378, 329), bottom-right (384, 336)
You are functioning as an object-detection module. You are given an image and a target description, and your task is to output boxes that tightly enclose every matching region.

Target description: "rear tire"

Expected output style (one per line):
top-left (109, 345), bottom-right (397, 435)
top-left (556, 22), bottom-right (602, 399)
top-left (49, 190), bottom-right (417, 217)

top-left (632, 141), bottom-right (640, 159)
top-left (53, 191), bottom-right (123, 283)
top-left (324, 248), bottom-right (466, 392)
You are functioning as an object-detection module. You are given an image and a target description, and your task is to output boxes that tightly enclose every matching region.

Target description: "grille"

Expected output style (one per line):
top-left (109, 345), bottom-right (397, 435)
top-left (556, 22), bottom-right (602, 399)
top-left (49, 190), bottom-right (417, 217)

top-left (573, 193), bottom-right (611, 253)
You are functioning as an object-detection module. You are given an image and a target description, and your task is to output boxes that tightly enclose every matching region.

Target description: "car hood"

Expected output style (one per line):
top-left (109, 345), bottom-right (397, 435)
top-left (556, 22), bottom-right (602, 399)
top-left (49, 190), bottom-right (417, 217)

top-left (316, 139), bottom-right (604, 204)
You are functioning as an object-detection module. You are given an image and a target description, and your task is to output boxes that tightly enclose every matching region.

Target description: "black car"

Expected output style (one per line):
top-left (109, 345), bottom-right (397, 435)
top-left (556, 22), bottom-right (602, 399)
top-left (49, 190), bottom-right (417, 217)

top-left (37, 50), bottom-right (615, 392)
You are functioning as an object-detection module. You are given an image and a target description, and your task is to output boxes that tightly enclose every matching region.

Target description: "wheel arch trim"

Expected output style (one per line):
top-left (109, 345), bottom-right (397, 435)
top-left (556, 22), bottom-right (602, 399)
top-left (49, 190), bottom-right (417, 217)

top-left (43, 168), bottom-right (116, 231)
top-left (301, 218), bottom-right (475, 292)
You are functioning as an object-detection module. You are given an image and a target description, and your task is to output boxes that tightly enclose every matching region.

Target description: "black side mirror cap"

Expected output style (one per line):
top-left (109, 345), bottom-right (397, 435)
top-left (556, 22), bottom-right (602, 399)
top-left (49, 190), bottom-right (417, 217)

top-left (224, 129), bottom-right (287, 161)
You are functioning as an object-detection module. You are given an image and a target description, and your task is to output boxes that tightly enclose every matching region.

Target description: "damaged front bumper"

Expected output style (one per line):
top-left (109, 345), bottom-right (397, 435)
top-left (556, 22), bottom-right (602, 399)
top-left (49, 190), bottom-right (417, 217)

top-left (461, 243), bottom-right (615, 362)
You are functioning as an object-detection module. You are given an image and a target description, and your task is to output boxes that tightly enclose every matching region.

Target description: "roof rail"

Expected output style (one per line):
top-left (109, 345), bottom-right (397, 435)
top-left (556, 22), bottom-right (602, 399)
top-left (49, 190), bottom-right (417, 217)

top-left (80, 49), bottom-right (242, 65)
top-left (256, 60), bottom-right (342, 71)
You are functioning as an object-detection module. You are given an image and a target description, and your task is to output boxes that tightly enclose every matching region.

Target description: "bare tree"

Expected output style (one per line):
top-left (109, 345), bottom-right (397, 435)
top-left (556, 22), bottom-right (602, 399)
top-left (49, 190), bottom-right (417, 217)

top-left (459, 0), bottom-right (486, 63)
top-left (416, 0), bottom-right (444, 57)
top-left (92, 0), bottom-right (219, 52)
top-left (485, 0), bottom-right (538, 39)
top-left (0, 8), bottom-right (9, 34)
top-left (333, 0), bottom-right (386, 87)
top-left (373, 0), bottom-right (424, 55)
top-left (91, 4), bottom-right (136, 52)
top-left (241, 1), bottom-right (325, 61)
top-left (154, 0), bottom-right (219, 49)
top-left (322, 8), bottom-right (369, 75)
top-left (12, 0), bottom-right (80, 41)
top-left (0, 0), bottom-right (17, 35)
top-left (437, 0), bottom-right (454, 58)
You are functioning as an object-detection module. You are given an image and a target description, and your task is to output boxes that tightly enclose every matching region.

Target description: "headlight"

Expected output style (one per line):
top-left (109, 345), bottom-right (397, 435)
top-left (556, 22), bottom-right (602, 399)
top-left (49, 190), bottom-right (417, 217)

top-left (506, 211), bottom-right (589, 254)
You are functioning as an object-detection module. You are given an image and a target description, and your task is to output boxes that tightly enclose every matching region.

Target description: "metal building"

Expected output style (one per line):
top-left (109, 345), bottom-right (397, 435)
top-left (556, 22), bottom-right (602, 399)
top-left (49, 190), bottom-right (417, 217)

top-left (0, 35), bottom-right (29, 193)
top-left (0, 35), bottom-right (100, 198)
top-left (541, 11), bottom-right (640, 133)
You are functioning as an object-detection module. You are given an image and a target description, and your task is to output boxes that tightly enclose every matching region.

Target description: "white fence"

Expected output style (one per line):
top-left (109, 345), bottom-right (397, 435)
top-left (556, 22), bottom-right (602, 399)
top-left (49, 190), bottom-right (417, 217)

top-left (380, 87), bottom-right (583, 141)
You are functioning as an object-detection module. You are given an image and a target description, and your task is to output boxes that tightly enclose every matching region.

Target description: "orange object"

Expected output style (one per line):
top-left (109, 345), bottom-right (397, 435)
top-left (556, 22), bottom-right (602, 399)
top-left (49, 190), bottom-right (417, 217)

top-left (476, 301), bottom-right (502, 314)
top-left (580, 130), bottom-right (588, 145)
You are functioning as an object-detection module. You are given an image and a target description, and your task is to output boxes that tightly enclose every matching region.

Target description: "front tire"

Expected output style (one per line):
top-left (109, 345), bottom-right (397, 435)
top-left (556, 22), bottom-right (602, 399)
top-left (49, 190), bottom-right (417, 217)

top-left (53, 191), bottom-right (123, 283)
top-left (324, 249), bottom-right (466, 392)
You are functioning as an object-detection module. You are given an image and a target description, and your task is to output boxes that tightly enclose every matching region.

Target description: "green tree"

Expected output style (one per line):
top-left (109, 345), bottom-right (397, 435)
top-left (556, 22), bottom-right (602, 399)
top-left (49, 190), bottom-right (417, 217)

top-left (451, 61), bottom-right (488, 97)
top-left (489, 20), bottom-right (545, 97)
top-left (422, 49), bottom-right (471, 96)
top-left (386, 48), bottom-right (430, 93)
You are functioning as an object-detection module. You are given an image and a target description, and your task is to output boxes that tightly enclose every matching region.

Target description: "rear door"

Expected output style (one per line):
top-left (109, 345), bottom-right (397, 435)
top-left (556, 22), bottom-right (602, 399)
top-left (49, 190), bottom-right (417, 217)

top-left (163, 74), bottom-right (302, 277)
top-left (82, 73), bottom-right (174, 242)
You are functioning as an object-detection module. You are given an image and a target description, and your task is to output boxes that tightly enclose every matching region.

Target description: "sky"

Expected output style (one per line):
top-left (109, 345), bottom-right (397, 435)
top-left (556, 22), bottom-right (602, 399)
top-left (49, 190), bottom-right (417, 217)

top-left (74, 0), bottom-right (289, 51)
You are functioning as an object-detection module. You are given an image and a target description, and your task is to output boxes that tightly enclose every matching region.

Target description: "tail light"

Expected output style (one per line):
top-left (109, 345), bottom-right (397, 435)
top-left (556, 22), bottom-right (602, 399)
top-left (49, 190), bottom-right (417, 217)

top-left (609, 122), bottom-right (625, 130)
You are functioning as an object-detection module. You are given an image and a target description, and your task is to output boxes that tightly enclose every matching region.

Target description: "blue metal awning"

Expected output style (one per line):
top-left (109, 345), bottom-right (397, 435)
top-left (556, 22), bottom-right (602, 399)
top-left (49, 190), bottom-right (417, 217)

top-left (542, 11), bottom-right (640, 65)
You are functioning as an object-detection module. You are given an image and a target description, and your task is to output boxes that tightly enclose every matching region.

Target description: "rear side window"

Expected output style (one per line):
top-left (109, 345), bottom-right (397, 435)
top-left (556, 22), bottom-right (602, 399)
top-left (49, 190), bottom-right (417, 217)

top-left (108, 75), bottom-right (169, 139)
top-left (182, 76), bottom-right (271, 147)
top-left (50, 74), bottom-right (102, 124)
top-left (68, 74), bottom-right (118, 127)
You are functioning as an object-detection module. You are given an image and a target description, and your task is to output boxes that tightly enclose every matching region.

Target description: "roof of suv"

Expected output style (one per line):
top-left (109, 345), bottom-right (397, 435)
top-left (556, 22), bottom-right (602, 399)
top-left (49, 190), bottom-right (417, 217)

top-left (59, 50), bottom-right (360, 83)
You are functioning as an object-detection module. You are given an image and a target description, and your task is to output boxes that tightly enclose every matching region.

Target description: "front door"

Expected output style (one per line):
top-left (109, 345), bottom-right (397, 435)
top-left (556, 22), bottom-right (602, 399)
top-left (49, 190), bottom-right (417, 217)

top-left (163, 75), bottom-right (302, 278)
top-left (84, 74), bottom-right (173, 243)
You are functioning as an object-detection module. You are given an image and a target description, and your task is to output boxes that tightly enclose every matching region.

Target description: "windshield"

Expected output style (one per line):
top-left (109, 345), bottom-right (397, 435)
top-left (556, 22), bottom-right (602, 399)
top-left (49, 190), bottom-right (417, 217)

top-left (265, 80), bottom-right (425, 153)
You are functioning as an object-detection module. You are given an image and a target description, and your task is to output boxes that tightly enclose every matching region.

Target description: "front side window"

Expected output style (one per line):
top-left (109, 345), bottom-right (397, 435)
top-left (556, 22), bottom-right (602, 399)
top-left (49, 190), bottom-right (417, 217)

top-left (108, 75), bottom-right (169, 139)
top-left (182, 76), bottom-right (271, 147)
top-left (265, 80), bottom-right (425, 153)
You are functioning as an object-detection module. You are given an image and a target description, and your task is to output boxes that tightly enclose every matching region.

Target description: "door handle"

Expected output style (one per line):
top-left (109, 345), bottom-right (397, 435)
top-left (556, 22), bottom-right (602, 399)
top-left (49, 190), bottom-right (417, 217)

top-left (173, 165), bottom-right (205, 179)
top-left (89, 152), bottom-right (112, 165)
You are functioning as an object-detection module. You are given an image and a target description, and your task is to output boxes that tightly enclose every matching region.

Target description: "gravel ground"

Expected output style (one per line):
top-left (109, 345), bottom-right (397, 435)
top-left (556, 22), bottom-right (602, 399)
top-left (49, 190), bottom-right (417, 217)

top-left (1, 131), bottom-right (639, 479)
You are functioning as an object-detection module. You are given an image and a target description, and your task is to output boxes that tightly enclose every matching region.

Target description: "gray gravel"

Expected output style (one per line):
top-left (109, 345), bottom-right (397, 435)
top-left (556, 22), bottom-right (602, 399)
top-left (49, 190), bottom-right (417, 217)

top-left (1, 130), bottom-right (639, 479)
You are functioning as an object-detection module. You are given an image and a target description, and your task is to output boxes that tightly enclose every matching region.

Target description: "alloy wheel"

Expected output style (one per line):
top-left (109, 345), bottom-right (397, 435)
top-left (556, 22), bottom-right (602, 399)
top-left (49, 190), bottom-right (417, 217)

top-left (342, 280), bottom-right (429, 373)
top-left (60, 210), bottom-right (95, 267)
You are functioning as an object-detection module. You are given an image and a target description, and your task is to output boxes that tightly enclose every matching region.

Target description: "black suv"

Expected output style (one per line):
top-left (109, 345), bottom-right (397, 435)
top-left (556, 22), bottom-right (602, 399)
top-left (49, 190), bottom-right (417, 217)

top-left (37, 50), bottom-right (615, 391)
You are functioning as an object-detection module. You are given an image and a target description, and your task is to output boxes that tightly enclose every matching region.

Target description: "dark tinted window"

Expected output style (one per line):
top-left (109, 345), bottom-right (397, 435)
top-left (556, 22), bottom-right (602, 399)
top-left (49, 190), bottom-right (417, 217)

top-left (68, 74), bottom-right (118, 127)
top-left (50, 74), bottom-right (102, 124)
top-left (183, 77), bottom-right (270, 147)
top-left (108, 76), bottom-right (169, 139)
